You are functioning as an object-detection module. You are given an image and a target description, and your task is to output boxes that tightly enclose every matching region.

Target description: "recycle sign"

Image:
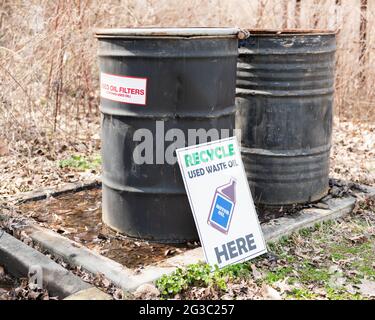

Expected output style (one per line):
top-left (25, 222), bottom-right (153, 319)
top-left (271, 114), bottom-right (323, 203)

top-left (176, 137), bottom-right (267, 269)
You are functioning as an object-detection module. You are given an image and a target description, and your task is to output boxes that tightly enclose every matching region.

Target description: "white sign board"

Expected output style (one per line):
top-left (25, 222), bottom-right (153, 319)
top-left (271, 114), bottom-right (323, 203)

top-left (176, 137), bottom-right (267, 268)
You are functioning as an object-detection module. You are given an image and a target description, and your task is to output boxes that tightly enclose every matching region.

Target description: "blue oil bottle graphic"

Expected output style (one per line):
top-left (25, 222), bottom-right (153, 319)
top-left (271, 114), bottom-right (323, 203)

top-left (207, 178), bottom-right (236, 234)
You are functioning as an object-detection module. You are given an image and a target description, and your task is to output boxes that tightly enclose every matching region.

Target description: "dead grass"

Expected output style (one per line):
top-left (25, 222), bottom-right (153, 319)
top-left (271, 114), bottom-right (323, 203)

top-left (0, 118), bottom-right (372, 199)
top-left (330, 120), bottom-right (375, 185)
top-left (0, 0), bottom-right (374, 197)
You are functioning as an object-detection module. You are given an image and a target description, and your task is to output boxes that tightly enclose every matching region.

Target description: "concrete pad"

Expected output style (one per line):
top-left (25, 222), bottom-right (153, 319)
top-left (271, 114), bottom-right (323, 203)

top-left (23, 223), bottom-right (206, 291)
top-left (64, 287), bottom-right (112, 300)
top-left (0, 230), bottom-right (91, 298)
top-left (6, 184), bottom-right (375, 293)
top-left (262, 195), bottom-right (357, 242)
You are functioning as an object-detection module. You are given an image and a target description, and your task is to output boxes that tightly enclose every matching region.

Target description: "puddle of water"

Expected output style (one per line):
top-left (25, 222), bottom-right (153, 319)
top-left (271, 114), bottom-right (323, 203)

top-left (17, 188), bottom-right (198, 268)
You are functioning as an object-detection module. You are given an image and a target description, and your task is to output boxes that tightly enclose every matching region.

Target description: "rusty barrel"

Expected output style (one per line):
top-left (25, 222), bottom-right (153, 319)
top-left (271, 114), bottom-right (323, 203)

top-left (95, 28), bottom-right (239, 242)
top-left (236, 30), bottom-right (336, 205)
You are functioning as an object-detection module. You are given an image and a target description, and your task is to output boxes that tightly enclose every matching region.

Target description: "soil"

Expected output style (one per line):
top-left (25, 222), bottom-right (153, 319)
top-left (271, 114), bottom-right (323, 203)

top-left (16, 188), bottom-right (198, 269)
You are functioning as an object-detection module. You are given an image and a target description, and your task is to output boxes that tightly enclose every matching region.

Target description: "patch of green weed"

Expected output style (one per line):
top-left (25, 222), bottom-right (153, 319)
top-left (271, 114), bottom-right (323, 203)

top-left (325, 287), bottom-right (364, 300)
top-left (287, 288), bottom-right (319, 300)
top-left (298, 262), bottom-right (330, 284)
top-left (264, 266), bottom-right (294, 284)
top-left (59, 154), bottom-right (101, 170)
top-left (156, 262), bottom-right (251, 298)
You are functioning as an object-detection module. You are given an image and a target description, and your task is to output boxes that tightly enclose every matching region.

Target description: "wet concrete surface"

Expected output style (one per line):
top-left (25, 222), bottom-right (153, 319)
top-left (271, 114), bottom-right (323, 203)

top-left (17, 188), bottom-right (198, 268)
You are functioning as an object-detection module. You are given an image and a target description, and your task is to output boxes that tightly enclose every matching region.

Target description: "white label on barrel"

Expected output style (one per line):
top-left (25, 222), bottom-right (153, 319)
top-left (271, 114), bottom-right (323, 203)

top-left (100, 72), bottom-right (147, 105)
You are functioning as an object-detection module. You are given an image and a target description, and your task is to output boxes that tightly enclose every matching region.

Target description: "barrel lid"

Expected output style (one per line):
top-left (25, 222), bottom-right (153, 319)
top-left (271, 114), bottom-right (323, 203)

top-left (95, 27), bottom-right (243, 38)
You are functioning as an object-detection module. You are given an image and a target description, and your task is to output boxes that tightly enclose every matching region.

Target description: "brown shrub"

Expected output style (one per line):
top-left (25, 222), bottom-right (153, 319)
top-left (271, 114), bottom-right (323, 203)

top-left (0, 0), bottom-right (374, 147)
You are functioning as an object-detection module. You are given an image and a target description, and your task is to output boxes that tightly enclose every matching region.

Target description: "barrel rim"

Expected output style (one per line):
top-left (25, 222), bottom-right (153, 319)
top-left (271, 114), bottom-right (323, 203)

top-left (243, 28), bottom-right (337, 36)
top-left (95, 27), bottom-right (241, 38)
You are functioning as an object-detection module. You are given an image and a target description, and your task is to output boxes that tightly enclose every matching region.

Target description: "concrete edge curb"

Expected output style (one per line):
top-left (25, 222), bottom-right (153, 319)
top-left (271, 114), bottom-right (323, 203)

top-left (21, 224), bottom-right (203, 291)
top-left (11, 179), bottom-right (101, 204)
top-left (0, 230), bottom-right (92, 298)
top-left (262, 195), bottom-right (357, 243)
top-left (10, 189), bottom-right (374, 293)
top-left (23, 224), bottom-right (141, 291)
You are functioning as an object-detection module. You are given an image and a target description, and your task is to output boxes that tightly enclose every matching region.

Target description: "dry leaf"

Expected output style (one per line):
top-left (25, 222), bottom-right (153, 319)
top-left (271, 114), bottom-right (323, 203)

top-left (345, 284), bottom-right (357, 295)
top-left (273, 278), bottom-right (292, 294)
top-left (133, 283), bottom-right (160, 300)
top-left (357, 279), bottom-right (375, 297)
top-left (328, 275), bottom-right (346, 289)
top-left (328, 265), bottom-right (342, 274)
top-left (251, 264), bottom-right (263, 280)
top-left (346, 234), bottom-right (368, 244)
top-left (261, 284), bottom-right (282, 300)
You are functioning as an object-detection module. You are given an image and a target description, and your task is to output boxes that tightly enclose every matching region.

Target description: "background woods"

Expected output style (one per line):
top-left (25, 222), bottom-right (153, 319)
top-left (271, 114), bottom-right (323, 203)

top-left (0, 0), bottom-right (374, 196)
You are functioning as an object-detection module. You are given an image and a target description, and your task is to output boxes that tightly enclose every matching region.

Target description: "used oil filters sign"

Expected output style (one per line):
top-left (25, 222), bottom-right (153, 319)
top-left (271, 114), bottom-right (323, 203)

top-left (176, 137), bottom-right (267, 268)
top-left (100, 72), bottom-right (147, 105)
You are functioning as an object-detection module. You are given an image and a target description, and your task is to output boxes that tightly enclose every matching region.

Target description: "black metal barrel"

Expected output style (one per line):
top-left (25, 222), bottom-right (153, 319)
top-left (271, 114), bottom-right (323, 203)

top-left (236, 30), bottom-right (336, 205)
top-left (96, 28), bottom-right (239, 242)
